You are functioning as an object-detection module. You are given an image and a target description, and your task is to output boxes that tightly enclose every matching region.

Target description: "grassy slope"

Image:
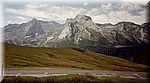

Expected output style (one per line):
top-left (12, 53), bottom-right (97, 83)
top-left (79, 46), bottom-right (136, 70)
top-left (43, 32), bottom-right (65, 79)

top-left (4, 43), bottom-right (148, 71)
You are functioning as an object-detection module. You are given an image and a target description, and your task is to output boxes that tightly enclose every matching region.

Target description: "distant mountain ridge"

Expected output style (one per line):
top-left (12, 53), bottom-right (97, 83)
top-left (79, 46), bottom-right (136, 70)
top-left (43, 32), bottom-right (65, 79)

top-left (4, 18), bottom-right (63, 45)
top-left (4, 14), bottom-right (150, 64)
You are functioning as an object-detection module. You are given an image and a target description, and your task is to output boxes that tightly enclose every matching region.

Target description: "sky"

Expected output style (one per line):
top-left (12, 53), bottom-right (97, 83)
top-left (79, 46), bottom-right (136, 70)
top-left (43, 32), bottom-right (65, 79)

top-left (1, 0), bottom-right (149, 26)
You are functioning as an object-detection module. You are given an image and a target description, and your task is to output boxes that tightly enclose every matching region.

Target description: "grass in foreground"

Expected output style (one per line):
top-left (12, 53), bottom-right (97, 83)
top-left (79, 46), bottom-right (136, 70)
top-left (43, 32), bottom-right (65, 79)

top-left (1, 74), bottom-right (149, 83)
top-left (4, 43), bottom-right (148, 71)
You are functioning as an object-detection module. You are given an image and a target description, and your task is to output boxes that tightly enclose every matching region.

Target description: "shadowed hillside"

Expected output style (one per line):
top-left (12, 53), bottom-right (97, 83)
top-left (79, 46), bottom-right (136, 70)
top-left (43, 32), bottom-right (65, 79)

top-left (4, 43), bottom-right (148, 72)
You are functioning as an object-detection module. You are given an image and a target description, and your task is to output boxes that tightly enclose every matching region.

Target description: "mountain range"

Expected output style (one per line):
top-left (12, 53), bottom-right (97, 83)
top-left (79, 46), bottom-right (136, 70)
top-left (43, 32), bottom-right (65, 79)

top-left (4, 14), bottom-right (150, 65)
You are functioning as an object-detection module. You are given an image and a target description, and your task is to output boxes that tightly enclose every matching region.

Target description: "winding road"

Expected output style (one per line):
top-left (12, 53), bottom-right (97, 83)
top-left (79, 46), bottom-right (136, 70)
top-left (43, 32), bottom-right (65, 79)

top-left (3, 68), bottom-right (149, 79)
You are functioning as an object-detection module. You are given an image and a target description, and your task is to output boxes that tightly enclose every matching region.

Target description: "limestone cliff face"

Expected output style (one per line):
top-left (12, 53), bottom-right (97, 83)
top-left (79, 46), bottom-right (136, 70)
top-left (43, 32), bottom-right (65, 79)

top-left (58, 14), bottom-right (149, 45)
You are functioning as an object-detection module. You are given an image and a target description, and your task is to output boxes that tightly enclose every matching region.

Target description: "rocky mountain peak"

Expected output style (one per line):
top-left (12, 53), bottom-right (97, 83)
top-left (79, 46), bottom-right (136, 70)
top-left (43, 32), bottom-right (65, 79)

top-left (64, 14), bottom-right (94, 28)
top-left (31, 18), bottom-right (38, 21)
top-left (75, 14), bottom-right (92, 22)
top-left (65, 18), bottom-right (75, 25)
top-left (29, 18), bottom-right (39, 24)
top-left (24, 18), bottom-right (46, 37)
top-left (58, 14), bottom-right (96, 40)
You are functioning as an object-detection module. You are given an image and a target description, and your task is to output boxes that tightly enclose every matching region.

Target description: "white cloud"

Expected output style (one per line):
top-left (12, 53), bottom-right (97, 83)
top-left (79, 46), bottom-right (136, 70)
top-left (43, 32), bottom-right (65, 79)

top-left (87, 8), bottom-right (99, 16)
top-left (91, 9), bottom-right (146, 24)
top-left (5, 4), bottom-right (86, 23)
top-left (86, 2), bottom-right (146, 24)
top-left (5, 8), bottom-right (18, 14)
top-left (83, 2), bottom-right (88, 6)
top-left (5, 15), bottom-right (29, 24)
top-left (4, 2), bottom-right (146, 25)
top-left (120, 2), bottom-right (143, 11)
top-left (26, 4), bottom-right (48, 9)
top-left (16, 16), bottom-right (25, 20)
top-left (7, 21), bottom-right (12, 24)
top-left (44, 6), bottom-right (86, 23)
top-left (121, 0), bottom-right (149, 5)
top-left (23, 9), bottom-right (46, 18)
top-left (5, 7), bottom-right (46, 18)
top-left (101, 3), bottom-right (112, 10)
